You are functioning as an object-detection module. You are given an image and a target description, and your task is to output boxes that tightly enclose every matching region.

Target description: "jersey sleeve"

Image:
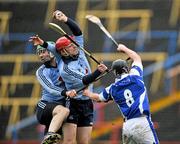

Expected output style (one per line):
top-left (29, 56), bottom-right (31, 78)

top-left (74, 35), bottom-right (83, 47)
top-left (65, 17), bottom-right (84, 53)
top-left (36, 67), bottom-right (63, 96)
top-left (129, 61), bottom-right (143, 77)
top-left (74, 35), bottom-right (87, 57)
top-left (65, 18), bottom-right (82, 36)
top-left (99, 85), bottom-right (113, 102)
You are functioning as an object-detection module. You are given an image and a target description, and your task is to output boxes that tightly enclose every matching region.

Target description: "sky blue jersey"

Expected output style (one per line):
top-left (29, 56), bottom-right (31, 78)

top-left (36, 64), bottom-right (66, 103)
top-left (99, 62), bottom-right (150, 120)
top-left (47, 35), bottom-right (92, 100)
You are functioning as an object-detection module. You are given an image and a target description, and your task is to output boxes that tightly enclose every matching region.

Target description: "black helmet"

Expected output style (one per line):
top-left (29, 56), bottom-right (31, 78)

top-left (111, 59), bottom-right (128, 76)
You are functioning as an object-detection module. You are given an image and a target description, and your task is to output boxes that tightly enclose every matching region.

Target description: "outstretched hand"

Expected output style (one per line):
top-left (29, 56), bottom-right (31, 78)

top-left (29, 35), bottom-right (44, 46)
top-left (53, 10), bottom-right (68, 22)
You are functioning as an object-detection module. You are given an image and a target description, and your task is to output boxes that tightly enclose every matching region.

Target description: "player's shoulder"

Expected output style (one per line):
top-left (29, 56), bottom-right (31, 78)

top-left (129, 61), bottom-right (143, 76)
top-left (36, 65), bottom-right (45, 72)
top-left (131, 61), bottom-right (143, 70)
top-left (110, 81), bottom-right (122, 91)
top-left (36, 65), bottom-right (48, 76)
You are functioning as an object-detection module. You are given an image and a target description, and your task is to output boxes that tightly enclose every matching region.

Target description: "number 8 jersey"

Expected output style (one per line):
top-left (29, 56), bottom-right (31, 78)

top-left (99, 62), bottom-right (150, 120)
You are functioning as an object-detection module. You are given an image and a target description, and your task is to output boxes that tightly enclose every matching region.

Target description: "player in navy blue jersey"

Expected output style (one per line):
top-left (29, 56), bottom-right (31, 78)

top-left (83, 44), bottom-right (159, 144)
top-left (29, 11), bottom-right (107, 144)
top-left (35, 43), bottom-right (76, 144)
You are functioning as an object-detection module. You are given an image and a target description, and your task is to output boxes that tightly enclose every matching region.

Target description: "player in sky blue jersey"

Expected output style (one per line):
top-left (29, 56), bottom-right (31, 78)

top-left (35, 43), bottom-right (76, 144)
top-left (29, 10), bottom-right (107, 144)
top-left (83, 44), bottom-right (159, 144)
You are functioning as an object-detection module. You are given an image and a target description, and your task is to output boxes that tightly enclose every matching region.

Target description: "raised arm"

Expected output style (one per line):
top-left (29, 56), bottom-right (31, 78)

top-left (117, 44), bottom-right (142, 64)
top-left (29, 36), bottom-right (60, 60)
top-left (53, 10), bottom-right (82, 36)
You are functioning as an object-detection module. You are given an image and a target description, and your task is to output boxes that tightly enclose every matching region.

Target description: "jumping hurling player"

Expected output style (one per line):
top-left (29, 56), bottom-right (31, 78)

top-left (35, 43), bottom-right (76, 144)
top-left (30, 10), bottom-right (107, 144)
top-left (83, 44), bottom-right (159, 144)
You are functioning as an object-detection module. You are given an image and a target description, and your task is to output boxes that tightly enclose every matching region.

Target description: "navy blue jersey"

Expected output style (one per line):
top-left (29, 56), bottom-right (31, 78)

top-left (36, 65), bottom-right (66, 103)
top-left (99, 62), bottom-right (150, 120)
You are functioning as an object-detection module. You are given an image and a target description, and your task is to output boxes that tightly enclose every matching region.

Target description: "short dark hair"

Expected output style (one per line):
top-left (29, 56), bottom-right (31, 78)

top-left (111, 59), bottom-right (128, 76)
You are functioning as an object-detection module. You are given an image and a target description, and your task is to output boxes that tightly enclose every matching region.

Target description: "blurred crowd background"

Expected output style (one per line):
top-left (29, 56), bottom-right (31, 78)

top-left (0, 0), bottom-right (179, 143)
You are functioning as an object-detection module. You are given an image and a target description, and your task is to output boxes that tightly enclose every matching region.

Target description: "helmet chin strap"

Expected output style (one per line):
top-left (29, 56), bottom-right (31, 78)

top-left (49, 52), bottom-right (54, 58)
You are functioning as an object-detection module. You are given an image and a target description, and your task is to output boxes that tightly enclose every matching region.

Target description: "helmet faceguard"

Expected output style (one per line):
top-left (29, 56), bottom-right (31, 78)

top-left (111, 59), bottom-right (129, 76)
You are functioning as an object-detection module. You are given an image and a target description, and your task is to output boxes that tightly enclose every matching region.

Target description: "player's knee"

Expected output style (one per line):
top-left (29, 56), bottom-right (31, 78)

top-left (63, 107), bottom-right (70, 116)
top-left (53, 105), bottom-right (69, 116)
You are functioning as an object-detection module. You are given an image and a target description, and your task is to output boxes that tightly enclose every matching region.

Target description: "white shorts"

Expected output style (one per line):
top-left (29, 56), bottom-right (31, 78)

top-left (122, 116), bottom-right (159, 144)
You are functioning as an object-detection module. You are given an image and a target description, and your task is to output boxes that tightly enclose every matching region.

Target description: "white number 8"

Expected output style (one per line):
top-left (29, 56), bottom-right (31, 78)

top-left (124, 89), bottom-right (134, 107)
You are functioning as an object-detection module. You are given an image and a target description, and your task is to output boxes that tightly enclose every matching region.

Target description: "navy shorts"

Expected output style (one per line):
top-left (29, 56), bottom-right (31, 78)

top-left (35, 99), bottom-right (66, 134)
top-left (66, 99), bottom-right (94, 127)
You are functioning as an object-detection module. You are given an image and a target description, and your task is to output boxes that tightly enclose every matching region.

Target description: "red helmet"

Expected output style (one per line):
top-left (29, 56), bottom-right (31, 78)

top-left (55, 36), bottom-right (73, 52)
